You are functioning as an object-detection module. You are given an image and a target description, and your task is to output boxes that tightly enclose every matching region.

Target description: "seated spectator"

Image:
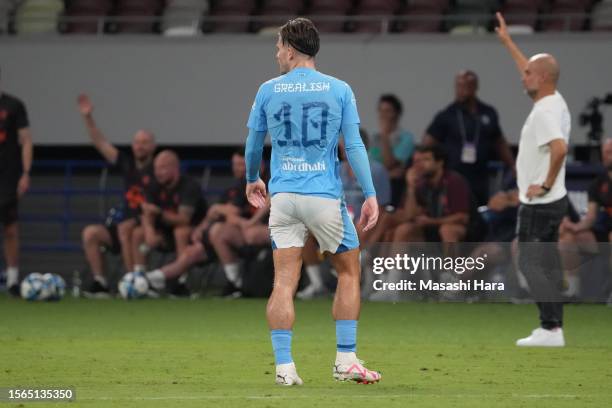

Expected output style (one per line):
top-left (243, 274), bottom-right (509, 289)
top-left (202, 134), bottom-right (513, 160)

top-left (142, 151), bottom-right (267, 296)
top-left (391, 145), bottom-right (485, 244)
top-left (297, 128), bottom-right (392, 299)
top-left (144, 200), bottom-right (270, 297)
top-left (559, 139), bottom-right (612, 299)
top-left (423, 70), bottom-right (515, 206)
top-left (78, 94), bottom-right (156, 298)
top-left (368, 94), bottom-right (415, 207)
top-left (131, 150), bottom-right (207, 283)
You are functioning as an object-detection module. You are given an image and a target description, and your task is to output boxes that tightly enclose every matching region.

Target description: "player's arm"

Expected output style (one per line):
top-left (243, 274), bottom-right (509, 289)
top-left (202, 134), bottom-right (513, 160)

top-left (17, 128), bottom-right (33, 197)
top-left (495, 12), bottom-right (529, 75)
top-left (543, 139), bottom-right (567, 190)
top-left (342, 122), bottom-right (379, 231)
top-left (570, 202), bottom-right (598, 232)
top-left (245, 128), bottom-right (268, 208)
top-left (161, 206), bottom-right (193, 227)
top-left (77, 94), bottom-right (119, 164)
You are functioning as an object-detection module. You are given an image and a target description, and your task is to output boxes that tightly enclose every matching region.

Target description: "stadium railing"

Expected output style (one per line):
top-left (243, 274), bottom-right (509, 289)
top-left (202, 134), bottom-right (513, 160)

top-left (21, 159), bottom-right (230, 253)
top-left (1, 13), bottom-right (608, 35)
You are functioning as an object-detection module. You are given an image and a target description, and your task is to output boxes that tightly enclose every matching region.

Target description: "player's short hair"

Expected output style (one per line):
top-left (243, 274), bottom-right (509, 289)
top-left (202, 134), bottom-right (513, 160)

top-left (378, 94), bottom-right (403, 117)
top-left (279, 18), bottom-right (320, 58)
top-left (414, 145), bottom-right (447, 165)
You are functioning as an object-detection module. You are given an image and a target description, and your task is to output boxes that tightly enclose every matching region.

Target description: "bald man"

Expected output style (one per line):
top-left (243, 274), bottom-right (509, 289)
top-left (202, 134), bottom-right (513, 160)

top-left (78, 94), bottom-right (156, 298)
top-left (130, 150), bottom-right (207, 294)
top-left (497, 13), bottom-right (571, 347)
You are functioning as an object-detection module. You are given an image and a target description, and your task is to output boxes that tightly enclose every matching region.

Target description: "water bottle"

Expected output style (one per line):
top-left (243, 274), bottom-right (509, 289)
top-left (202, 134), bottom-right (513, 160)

top-left (72, 270), bottom-right (81, 298)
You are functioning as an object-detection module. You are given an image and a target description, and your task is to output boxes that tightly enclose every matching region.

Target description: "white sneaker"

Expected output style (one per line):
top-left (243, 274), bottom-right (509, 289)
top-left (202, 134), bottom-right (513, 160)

top-left (333, 353), bottom-right (381, 384)
top-left (516, 327), bottom-right (565, 347)
top-left (296, 284), bottom-right (325, 300)
top-left (275, 362), bottom-right (303, 386)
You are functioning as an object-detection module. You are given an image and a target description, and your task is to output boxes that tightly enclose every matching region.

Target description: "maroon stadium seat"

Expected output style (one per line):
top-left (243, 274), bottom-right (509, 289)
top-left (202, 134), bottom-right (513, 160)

top-left (255, 0), bottom-right (304, 32)
top-left (204, 0), bottom-right (257, 33)
top-left (353, 0), bottom-right (402, 33)
top-left (394, 0), bottom-right (449, 33)
top-left (541, 0), bottom-right (590, 31)
top-left (112, 0), bottom-right (163, 33)
top-left (500, 0), bottom-right (540, 28)
top-left (306, 0), bottom-right (353, 33)
top-left (63, 0), bottom-right (114, 34)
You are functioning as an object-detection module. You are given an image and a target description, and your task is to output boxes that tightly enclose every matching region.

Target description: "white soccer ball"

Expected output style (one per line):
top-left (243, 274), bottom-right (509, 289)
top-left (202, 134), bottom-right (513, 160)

top-left (20, 272), bottom-right (52, 301)
top-left (43, 273), bottom-right (66, 301)
top-left (118, 272), bottom-right (149, 300)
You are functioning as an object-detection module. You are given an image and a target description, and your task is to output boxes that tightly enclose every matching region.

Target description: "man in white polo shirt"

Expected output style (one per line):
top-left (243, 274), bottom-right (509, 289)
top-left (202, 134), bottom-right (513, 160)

top-left (496, 13), bottom-right (570, 347)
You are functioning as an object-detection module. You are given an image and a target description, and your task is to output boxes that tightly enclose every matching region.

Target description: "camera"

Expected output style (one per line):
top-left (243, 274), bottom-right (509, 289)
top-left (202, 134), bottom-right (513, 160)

top-left (579, 94), bottom-right (612, 143)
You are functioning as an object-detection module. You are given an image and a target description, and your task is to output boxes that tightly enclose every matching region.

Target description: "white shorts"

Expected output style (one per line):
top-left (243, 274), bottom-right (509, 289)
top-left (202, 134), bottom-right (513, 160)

top-left (269, 193), bottom-right (359, 254)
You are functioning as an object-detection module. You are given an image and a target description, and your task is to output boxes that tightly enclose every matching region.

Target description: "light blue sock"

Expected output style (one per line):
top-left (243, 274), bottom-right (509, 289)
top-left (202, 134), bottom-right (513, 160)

top-left (336, 320), bottom-right (357, 353)
top-left (271, 329), bottom-right (293, 365)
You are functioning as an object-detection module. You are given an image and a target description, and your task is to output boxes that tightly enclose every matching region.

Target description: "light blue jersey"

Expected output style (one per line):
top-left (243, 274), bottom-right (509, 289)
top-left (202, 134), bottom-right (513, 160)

top-left (246, 67), bottom-right (374, 199)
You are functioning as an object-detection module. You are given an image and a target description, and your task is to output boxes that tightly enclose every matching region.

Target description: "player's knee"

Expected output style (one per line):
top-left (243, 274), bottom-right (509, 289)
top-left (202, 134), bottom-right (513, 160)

top-left (3, 223), bottom-right (18, 240)
top-left (393, 222), bottom-right (415, 240)
top-left (117, 223), bottom-right (134, 243)
top-left (82, 225), bottom-right (100, 244)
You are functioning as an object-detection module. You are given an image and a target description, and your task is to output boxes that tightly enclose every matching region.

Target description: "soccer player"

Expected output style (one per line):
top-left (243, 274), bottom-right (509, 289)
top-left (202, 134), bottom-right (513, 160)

top-left (0, 68), bottom-right (33, 297)
top-left (244, 18), bottom-right (381, 385)
top-left (78, 94), bottom-right (156, 298)
top-left (496, 13), bottom-right (571, 347)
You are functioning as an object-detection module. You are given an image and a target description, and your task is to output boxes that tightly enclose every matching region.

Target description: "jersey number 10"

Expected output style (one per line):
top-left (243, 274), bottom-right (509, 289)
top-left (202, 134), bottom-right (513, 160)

top-left (274, 102), bottom-right (329, 148)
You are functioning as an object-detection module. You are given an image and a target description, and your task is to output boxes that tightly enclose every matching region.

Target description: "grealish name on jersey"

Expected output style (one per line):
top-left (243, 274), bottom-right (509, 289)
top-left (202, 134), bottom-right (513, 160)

top-left (273, 82), bottom-right (331, 93)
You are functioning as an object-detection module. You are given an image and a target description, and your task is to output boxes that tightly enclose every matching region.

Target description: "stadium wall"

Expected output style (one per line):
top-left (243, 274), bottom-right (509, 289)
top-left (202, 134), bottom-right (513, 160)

top-left (1, 33), bottom-right (611, 146)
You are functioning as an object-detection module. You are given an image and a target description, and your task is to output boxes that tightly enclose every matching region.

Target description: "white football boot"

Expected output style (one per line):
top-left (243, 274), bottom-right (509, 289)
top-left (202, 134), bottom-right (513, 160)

top-left (516, 327), bottom-right (565, 347)
top-left (275, 362), bottom-right (304, 386)
top-left (333, 352), bottom-right (381, 384)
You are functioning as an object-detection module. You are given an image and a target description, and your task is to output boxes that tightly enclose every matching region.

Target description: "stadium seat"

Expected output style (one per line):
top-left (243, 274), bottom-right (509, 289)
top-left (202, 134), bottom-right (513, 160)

top-left (254, 0), bottom-right (304, 33)
top-left (499, 0), bottom-right (540, 29)
top-left (305, 0), bottom-right (352, 33)
top-left (591, 0), bottom-right (612, 31)
top-left (111, 0), bottom-right (163, 34)
top-left (203, 0), bottom-right (256, 33)
top-left (445, 3), bottom-right (491, 33)
top-left (541, 0), bottom-right (590, 31)
top-left (0, 0), bottom-right (18, 34)
top-left (162, 0), bottom-right (209, 36)
top-left (15, 0), bottom-right (64, 34)
top-left (449, 23), bottom-right (487, 34)
top-left (352, 0), bottom-right (403, 33)
top-left (394, 0), bottom-right (449, 33)
top-left (62, 0), bottom-right (114, 34)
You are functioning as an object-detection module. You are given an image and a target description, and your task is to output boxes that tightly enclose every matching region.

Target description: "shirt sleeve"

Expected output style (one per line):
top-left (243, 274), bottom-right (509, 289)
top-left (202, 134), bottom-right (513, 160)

top-left (247, 84), bottom-right (268, 132)
top-left (342, 122), bottom-right (375, 198)
top-left (245, 128), bottom-right (267, 183)
top-left (446, 173), bottom-right (470, 214)
top-left (372, 164), bottom-right (391, 206)
top-left (534, 109), bottom-right (564, 147)
top-left (426, 111), bottom-right (446, 142)
top-left (15, 99), bottom-right (29, 130)
top-left (341, 83), bottom-right (360, 127)
top-left (587, 178), bottom-right (601, 206)
top-left (179, 180), bottom-right (201, 210)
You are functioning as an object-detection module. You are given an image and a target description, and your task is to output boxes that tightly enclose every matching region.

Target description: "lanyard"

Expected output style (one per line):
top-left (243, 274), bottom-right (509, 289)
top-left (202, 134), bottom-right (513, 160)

top-left (456, 108), bottom-right (481, 145)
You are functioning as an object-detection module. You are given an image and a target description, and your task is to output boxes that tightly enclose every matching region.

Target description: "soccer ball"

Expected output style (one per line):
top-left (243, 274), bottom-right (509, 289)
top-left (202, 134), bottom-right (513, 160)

top-left (20, 273), bottom-right (52, 301)
top-left (118, 272), bottom-right (149, 300)
top-left (43, 273), bottom-right (66, 301)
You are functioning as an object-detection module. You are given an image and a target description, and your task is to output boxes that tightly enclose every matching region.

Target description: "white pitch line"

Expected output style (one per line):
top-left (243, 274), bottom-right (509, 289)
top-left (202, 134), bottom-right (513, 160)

top-left (79, 393), bottom-right (583, 401)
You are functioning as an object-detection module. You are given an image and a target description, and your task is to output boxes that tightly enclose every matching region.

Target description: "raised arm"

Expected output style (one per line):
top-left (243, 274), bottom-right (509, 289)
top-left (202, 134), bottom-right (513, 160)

top-left (495, 12), bottom-right (529, 76)
top-left (77, 93), bottom-right (118, 164)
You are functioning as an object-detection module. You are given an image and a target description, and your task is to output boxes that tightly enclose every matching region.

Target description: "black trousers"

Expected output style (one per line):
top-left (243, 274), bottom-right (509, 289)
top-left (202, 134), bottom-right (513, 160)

top-left (517, 196), bottom-right (568, 329)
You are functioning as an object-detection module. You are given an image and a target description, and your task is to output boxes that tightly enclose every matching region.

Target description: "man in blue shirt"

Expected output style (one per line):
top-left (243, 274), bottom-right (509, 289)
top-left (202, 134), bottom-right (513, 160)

top-left (245, 18), bottom-right (381, 386)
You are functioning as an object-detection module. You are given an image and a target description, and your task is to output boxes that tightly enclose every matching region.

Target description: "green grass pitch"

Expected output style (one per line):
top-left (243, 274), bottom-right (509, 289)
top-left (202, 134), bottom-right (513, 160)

top-left (1, 295), bottom-right (611, 407)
